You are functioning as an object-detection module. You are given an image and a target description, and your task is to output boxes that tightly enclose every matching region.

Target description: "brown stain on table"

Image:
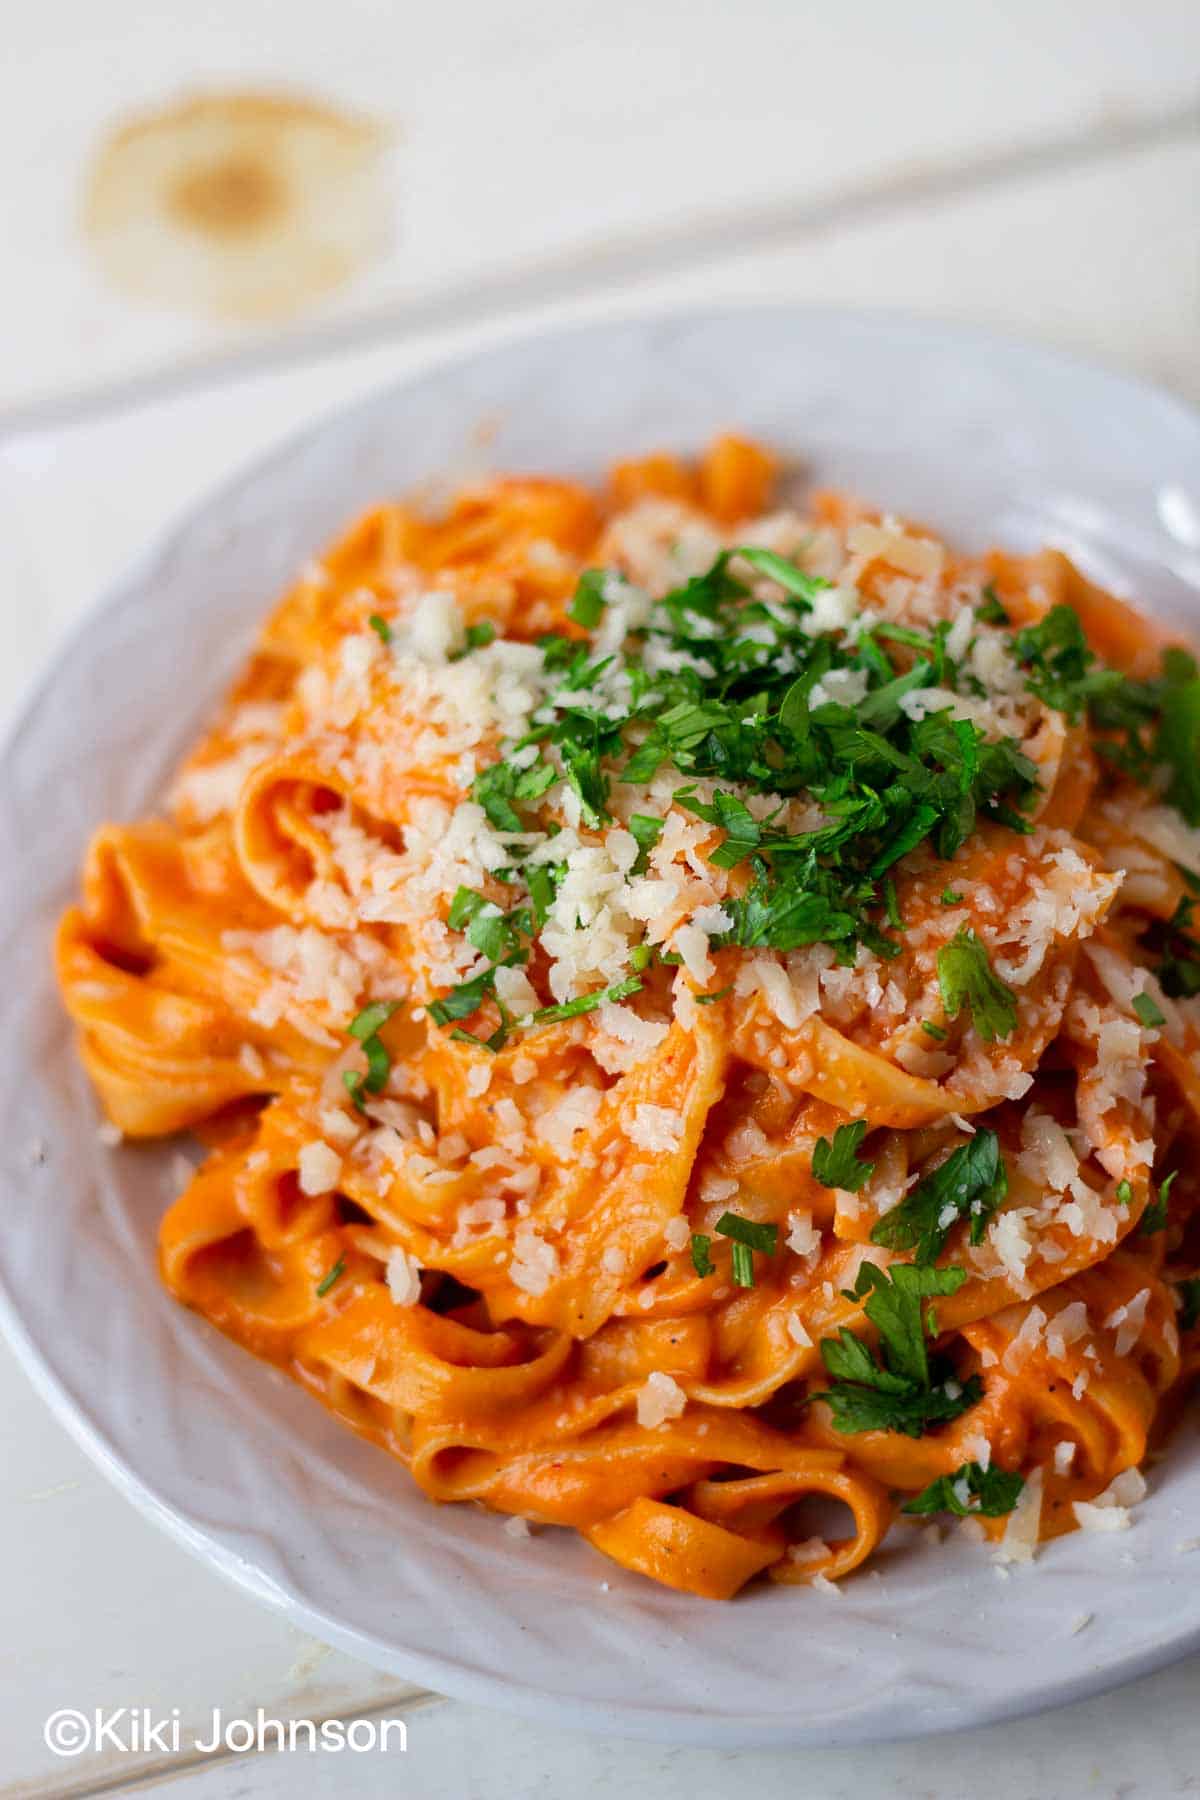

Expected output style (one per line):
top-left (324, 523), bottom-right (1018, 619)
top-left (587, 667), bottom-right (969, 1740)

top-left (83, 90), bottom-right (395, 322)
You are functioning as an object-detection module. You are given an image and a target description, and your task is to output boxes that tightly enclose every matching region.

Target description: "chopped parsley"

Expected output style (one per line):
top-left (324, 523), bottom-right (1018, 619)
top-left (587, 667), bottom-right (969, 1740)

top-left (436, 545), bottom-right (1043, 996)
top-left (903, 1460), bottom-right (1024, 1518)
top-left (871, 1130), bottom-right (1007, 1265)
top-left (819, 1263), bottom-right (980, 1438)
top-left (1116, 1179), bottom-right (1133, 1205)
top-left (690, 1233), bottom-right (715, 1279)
top-left (975, 585), bottom-right (1010, 627)
top-left (1152, 895), bottom-right (1200, 999)
top-left (1012, 605), bottom-right (1108, 723)
top-left (811, 1119), bottom-right (875, 1192)
top-left (529, 974), bottom-right (642, 1024)
top-left (1139, 1169), bottom-right (1177, 1236)
top-left (715, 1211), bottom-right (778, 1255)
top-left (730, 1241), bottom-right (756, 1288)
top-left (347, 1000), bottom-right (399, 1041)
top-left (937, 927), bottom-right (1018, 1043)
top-left (367, 612), bottom-right (392, 644)
top-left (1132, 991), bottom-right (1166, 1029)
top-left (568, 569), bottom-right (608, 630)
top-left (628, 812), bottom-right (664, 874)
top-left (316, 1257), bottom-right (345, 1298)
top-left (343, 1001), bottom-right (400, 1108)
top-left (1013, 611), bottom-right (1200, 831)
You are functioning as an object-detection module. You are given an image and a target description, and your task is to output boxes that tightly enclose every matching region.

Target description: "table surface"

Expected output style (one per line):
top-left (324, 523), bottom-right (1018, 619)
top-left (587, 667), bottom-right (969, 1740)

top-left (2, 3), bottom-right (1198, 1793)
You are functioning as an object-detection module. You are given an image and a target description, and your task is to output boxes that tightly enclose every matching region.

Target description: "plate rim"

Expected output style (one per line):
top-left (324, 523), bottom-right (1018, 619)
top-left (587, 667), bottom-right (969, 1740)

top-left (4, 300), bottom-right (1200, 1749)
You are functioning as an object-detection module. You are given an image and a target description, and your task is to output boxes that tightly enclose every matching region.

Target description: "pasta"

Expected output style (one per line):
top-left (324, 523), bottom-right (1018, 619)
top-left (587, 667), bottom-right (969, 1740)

top-left (56, 435), bottom-right (1200, 1598)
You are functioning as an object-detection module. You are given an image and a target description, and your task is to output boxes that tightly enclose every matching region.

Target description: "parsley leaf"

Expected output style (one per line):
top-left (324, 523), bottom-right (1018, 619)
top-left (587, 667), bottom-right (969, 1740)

top-left (811, 1119), bottom-right (875, 1192)
top-left (1155, 649), bottom-right (1200, 826)
top-left (1153, 894), bottom-right (1200, 998)
top-left (528, 974), bottom-right (642, 1024)
top-left (367, 612), bottom-right (392, 644)
top-left (715, 1212), bottom-right (778, 1255)
top-left (343, 1001), bottom-right (400, 1106)
top-left (568, 569), bottom-right (608, 629)
top-left (730, 1240), bottom-right (756, 1287)
top-left (347, 1001), bottom-right (399, 1041)
top-left (628, 813), bottom-right (663, 874)
top-left (1140, 1168), bottom-right (1177, 1236)
top-left (1012, 605), bottom-right (1112, 722)
top-left (975, 585), bottom-right (1010, 627)
top-left (903, 1461), bottom-right (1024, 1518)
top-left (731, 546), bottom-right (829, 608)
top-left (937, 927), bottom-right (1017, 1043)
top-left (428, 968), bottom-right (496, 1026)
top-left (871, 1130), bottom-right (1007, 1265)
top-left (316, 1257), bottom-right (345, 1297)
top-left (819, 1262), bottom-right (979, 1438)
top-left (1132, 990), bottom-right (1166, 1028)
top-left (690, 1233), bottom-right (715, 1278)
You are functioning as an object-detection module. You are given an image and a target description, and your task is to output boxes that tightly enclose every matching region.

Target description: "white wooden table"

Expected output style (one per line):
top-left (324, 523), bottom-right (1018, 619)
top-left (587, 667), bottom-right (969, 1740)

top-left (2, 3), bottom-right (1198, 1792)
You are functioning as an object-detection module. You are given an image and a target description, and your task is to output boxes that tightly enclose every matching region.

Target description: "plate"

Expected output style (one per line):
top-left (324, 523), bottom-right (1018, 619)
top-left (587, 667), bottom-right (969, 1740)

top-left (2, 307), bottom-right (1200, 1748)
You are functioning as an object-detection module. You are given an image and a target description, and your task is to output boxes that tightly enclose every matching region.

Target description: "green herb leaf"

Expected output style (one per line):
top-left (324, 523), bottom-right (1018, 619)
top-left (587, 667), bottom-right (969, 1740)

top-left (342, 1069), bottom-right (367, 1110)
top-left (715, 1212), bottom-right (778, 1254)
top-left (871, 1130), bottom-right (1008, 1265)
top-left (1132, 991), bottom-right (1166, 1029)
top-left (975, 586), bottom-right (1010, 627)
top-left (447, 886), bottom-right (488, 930)
top-left (628, 813), bottom-right (664, 875)
top-left (811, 1120), bottom-right (875, 1192)
top-left (1012, 604), bottom-right (1099, 722)
top-left (937, 927), bottom-right (1018, 1043)
top-left (903, 1460), bottom-right (1024, 1518)
top-left (1155, 650), bottom-right (1200, 826)
top-left (819, 1262), bottom-right (977, 1438)
top-left (690, 1233), bottom-right (715, 1278)
top-left (471, 763), bottom-right (525, 832)
top-left (362, 1035), bottom-right (391, 1093)
top-left (367, 612), bottom-right (392, 644)
top-left (732, 547), bottom-right (829, 608)
top-left (464, 619), bottom-right (496, 651)
top-left (347, 1001), bottom-right (399, 1041)
top-left (1140, 1169), bottom-right (1177, 1235)
top-left (316, 1257), bottom-right (345, 1297)
top-left (730, 1240), bottom-right (756, 1287)
top-left (568, 569), bottom-right (608, 629)
top-left (528, 974), bottom-right (642, 1025)
top-left (428, 968), bottom-right (497, 1026)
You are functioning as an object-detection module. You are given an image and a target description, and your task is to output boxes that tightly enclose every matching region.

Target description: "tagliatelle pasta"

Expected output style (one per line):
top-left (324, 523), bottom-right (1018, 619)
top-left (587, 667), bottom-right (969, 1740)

top-left (57, 437), bottom-right (1200, 1599)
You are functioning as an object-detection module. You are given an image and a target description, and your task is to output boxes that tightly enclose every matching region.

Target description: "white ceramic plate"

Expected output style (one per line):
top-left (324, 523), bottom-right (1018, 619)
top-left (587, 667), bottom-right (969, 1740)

top-left (3, 308), bottom-right (1200, 1749)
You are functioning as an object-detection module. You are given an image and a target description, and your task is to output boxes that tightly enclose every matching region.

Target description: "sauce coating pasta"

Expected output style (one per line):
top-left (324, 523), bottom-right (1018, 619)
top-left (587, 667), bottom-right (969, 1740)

top-left (57, 437), bottom-right (1200, 1596)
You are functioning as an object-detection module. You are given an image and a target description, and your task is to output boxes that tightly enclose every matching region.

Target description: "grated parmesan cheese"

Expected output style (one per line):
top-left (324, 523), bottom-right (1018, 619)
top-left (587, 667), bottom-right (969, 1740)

top-left (386, 1246), bottom-right (422, 1307)
top-left (636, 1370), bottom-right (687, 1429)
top-left (628, 1105), bottom-right (684, 1154)
top-left (297, 1141), bottom-right (341, 1196)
